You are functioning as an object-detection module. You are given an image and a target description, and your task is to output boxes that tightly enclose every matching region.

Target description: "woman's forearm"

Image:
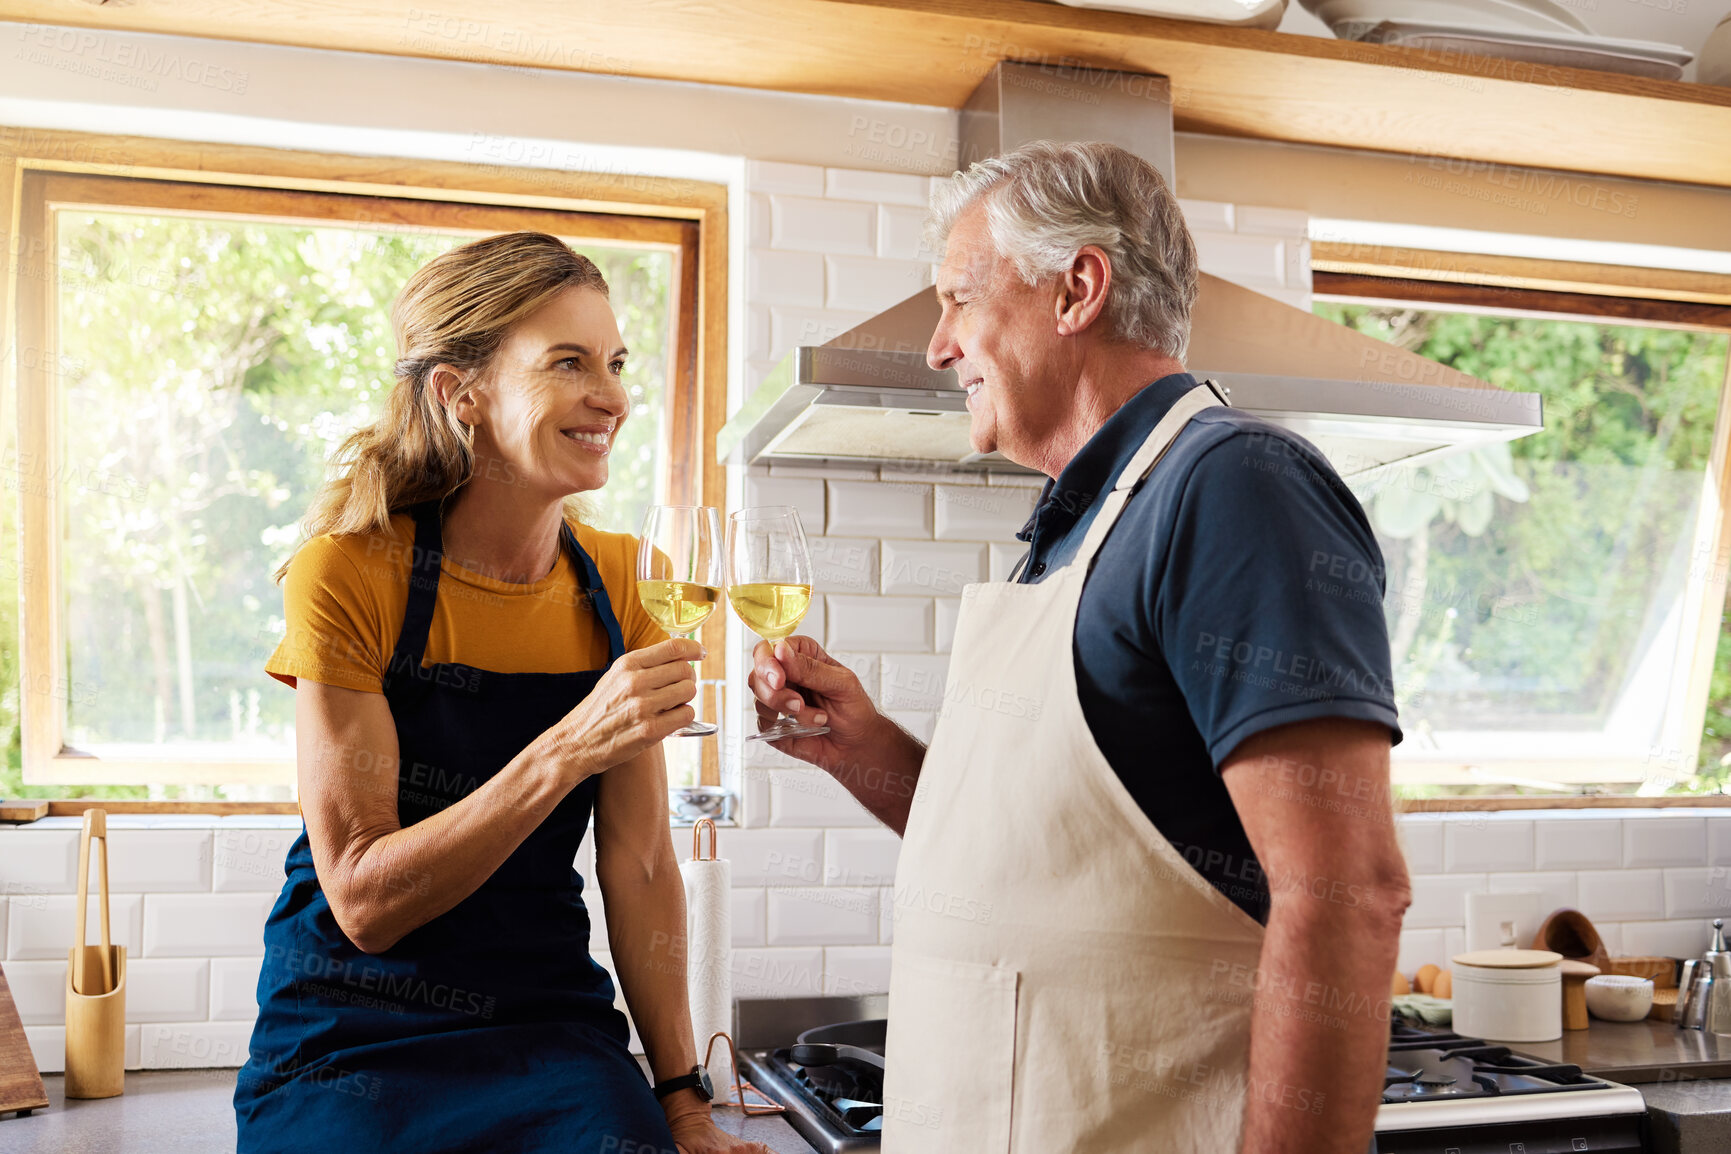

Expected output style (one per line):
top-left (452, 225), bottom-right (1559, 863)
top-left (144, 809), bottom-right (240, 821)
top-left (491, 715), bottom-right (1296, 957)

top-left (602, 844), bottom-right (698, 1086)
top-left (314, 730), bottom-right (577, 953)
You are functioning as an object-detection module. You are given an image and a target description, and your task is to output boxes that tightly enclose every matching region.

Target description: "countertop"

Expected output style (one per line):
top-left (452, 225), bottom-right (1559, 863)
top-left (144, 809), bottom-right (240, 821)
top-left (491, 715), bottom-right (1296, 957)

top-left (1509, 1021), bottom-right (1731, 1154)
top-left (1511, 1019), bottom-right (1731, 1083)
top-left (1634, 1079), bottom-right (1731, 1154)
top-left (2, 1070), bottom-right (818, 1154)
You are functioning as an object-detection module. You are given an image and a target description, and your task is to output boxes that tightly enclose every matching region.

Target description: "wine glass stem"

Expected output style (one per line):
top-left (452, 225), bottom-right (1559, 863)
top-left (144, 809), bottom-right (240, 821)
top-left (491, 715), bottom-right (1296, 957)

top-left (680, 628), bottom-right (699, 677)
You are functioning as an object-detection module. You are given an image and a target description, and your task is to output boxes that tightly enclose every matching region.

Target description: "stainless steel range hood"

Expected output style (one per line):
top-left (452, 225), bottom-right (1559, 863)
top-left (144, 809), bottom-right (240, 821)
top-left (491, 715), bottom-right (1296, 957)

top-left (717, 63), bottom-right (1543, 479)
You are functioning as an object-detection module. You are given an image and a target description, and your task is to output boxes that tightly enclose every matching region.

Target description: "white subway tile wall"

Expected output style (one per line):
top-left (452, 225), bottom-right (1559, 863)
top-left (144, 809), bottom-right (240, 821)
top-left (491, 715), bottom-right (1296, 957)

top-left (1395, 819), bottom-right (1444, 875)
top-left (1406, 873), bottom-right (1489, 930)
top-left (1534, 818), bottom-right (1624, 870)
top-left (1576, 869), bottom-right (1667, 923)
top-left (822, 945), bottom-right (893, 997)
top-left (1487, 871), bottom-right (1578, 920)
top-left (143, 893), bottom-right (276, 958)
top-left (1, 817), bottom-right (296, 1074)
top-left (1623, 815), bottom-right (1709, 869)
top-left (210, 956), bottom-right (265, 1021)
top-left (8, 893), bottom-right (146, 959)
top-left (1443, 818), bottom-right (1535, 873)
top-left (828, 480), bottom-right (932, 539)
top-left (1395, 813), bottom-right (1731, 979)
top-left (6, 829), bottom-right (82, 891)
top-left (127, 959), bottom-right (212, 1024)
top-left (766, 886), bottom-right (879, 947)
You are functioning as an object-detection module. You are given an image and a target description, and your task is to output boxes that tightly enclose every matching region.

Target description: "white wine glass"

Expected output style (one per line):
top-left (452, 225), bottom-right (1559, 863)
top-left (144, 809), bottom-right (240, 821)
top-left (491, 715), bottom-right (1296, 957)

top-left (726, 506), bottom-right (829, 743)
top-left (637, 505), bottom-right (723, 738)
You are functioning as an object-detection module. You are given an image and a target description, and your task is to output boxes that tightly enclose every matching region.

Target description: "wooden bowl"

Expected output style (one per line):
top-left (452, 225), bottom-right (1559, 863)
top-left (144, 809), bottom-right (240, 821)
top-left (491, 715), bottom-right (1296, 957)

top-left (1531, 909), bottom-right (1611, 971)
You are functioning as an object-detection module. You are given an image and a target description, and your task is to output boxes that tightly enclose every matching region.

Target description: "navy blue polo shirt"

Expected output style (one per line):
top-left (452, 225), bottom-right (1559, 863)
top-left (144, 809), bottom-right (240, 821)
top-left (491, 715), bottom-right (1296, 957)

top-left (1018, 372), bottom-right (1403, 925)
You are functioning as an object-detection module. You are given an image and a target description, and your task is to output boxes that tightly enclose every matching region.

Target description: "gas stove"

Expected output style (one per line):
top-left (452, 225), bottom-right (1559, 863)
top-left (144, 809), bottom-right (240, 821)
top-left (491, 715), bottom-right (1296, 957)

top-left (1375, 1019), bottom-right (1648, 1152)
top-left (735, 999), bottom-right (1650, 1154)
top-left (736, 996), bottom-right (887, 1154)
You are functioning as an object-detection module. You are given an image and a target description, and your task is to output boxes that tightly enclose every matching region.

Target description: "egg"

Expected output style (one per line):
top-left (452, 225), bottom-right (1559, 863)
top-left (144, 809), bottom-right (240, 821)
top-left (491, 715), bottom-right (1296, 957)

top-left (1433, 969), bottom-right (1452, 999)
top-left (1416, 964), bottom-right (1440, 994)
top-left (1392, 970), bottom-right (1411, 996)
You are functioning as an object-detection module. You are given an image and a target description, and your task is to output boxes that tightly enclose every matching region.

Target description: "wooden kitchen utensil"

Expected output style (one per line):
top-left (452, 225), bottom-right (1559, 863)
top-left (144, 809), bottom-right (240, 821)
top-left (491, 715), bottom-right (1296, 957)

top-left (1532, 909), bottom-right (1612, 972)
top-left (1559, 959), bottom-right (1600, 1031)
top-left (64, 809), bottom-right (125, 1099)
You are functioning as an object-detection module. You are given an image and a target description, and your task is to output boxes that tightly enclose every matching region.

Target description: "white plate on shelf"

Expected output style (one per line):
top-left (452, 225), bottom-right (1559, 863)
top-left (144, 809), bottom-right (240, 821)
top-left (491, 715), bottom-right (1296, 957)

top-left (1301, 0), bottom-right (1589, 36)
top-left (1050, 0), bottom-right (1287, 28)
top-left (1338, 20), bottom-right (1693, 81)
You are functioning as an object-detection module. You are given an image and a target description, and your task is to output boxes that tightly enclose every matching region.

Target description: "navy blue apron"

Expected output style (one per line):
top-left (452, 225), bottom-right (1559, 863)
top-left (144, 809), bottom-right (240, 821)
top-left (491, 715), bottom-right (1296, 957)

top-left (236, 501), bottom-right (678, 1154)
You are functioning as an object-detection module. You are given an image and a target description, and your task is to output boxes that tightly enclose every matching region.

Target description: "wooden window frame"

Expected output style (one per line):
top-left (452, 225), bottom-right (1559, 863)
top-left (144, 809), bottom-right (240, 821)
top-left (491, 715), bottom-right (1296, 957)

top-left (1312, 253), bottom-right (1731, 790)
top-left (2, 128), bottom-right (729, 792)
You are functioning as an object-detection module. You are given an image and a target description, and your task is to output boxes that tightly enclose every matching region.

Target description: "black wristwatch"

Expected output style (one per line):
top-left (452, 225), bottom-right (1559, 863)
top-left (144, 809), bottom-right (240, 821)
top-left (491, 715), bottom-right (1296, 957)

top-left (652, 1064), bottom-right (714, 1102)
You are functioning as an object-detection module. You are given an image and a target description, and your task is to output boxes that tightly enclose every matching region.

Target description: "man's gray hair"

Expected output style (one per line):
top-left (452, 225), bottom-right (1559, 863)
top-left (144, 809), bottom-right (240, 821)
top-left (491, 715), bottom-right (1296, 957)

top-left (927, 141), bottom-right (1199, 360)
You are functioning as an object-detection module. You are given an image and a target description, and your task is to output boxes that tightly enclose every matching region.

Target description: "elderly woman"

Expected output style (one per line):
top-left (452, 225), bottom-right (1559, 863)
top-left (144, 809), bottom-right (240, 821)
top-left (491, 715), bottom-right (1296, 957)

top-left (235, 232), bottom-right (764, 1154)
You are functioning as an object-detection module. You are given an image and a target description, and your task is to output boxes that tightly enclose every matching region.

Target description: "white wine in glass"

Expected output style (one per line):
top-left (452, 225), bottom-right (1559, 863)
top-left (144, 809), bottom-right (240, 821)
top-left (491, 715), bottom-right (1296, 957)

top-left (637, 505), bottom-right (723, 738)
top-left (726, 506), bottom-right (829, 743)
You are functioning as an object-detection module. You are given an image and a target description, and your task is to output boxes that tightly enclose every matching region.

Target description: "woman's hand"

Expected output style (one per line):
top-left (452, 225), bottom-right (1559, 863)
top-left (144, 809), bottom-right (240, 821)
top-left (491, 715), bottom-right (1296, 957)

top-left (548, 638), bottom-right (702, 783)
top-left (664, 1094), bottom-right (771, 1154)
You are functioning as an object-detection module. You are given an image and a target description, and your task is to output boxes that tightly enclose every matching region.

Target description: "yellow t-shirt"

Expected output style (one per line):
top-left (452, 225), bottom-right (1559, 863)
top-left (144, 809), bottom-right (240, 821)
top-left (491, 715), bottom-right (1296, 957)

top-left (267, 512), bottom-right (664, 692)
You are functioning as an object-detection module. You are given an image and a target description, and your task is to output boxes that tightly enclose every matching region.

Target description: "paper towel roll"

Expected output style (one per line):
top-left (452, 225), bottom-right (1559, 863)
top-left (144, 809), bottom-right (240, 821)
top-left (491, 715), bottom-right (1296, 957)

top-left (681, 853), bottom-right (733, 1098)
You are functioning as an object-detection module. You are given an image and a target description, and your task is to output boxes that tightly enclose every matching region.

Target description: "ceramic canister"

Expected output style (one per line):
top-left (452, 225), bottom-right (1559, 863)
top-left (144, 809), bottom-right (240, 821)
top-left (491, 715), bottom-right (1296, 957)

top-left (1702, 14), bottom-right (1731, 88)
top-left (1451, 949), bottom-right (1564, 1043)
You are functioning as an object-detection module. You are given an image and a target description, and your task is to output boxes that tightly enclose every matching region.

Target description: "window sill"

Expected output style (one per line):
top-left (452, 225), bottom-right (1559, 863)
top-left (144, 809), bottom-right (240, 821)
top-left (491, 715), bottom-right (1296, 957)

top-left (1397, 796), bottom-right (1731, 812)
top-left (2, 812), bottom-right (303, 830)
top-left (0, 806), bottom-right (740, 831)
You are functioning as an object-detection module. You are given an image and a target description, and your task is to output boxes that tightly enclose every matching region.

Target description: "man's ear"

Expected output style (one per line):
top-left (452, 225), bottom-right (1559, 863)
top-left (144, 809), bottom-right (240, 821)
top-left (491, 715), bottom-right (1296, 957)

top-left (1054, 245), bottom-right (1112, 338)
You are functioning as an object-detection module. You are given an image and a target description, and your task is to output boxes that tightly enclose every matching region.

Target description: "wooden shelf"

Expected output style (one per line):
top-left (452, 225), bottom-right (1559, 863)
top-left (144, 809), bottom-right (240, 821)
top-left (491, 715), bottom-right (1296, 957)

top-left (3, 0), bottom-right (1731, 187)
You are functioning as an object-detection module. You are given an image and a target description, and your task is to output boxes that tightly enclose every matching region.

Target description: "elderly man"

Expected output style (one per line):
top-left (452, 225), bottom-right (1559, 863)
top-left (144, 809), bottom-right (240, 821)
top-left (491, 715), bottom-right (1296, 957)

top-left (749, 141), bottom-right (1410, 1154)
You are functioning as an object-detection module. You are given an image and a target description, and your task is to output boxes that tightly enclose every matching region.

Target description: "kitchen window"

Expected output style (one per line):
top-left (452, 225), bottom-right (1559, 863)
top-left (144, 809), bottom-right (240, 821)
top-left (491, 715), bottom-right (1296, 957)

top-left (5, 163), bottom-right (715, 798)
top-left (1312, 272), bottom-right (1731, 793)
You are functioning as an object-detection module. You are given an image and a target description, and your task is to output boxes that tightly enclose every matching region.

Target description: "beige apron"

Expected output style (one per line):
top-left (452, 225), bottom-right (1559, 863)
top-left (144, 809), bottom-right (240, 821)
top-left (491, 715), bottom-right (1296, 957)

top-left (882, 382), bottom-right (1267, 1154)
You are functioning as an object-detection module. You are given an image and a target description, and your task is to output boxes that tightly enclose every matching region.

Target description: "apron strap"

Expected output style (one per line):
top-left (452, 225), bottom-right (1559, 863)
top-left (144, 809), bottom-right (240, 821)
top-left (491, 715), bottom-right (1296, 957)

top-left (560, 519), bottom-right (626, 666)
top-left (383, 501), bottom-right (628, 690)
top-left (382, 500), bottom-right (445, 693)
top-left (1069, 380), bottom-right (1227, 572)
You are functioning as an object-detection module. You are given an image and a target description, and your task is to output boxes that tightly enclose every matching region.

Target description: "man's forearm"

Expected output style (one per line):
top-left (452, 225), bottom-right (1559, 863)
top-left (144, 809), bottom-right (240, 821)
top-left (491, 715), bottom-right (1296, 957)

top-left (816, 716), bottom-right (926, 836)
top-left (1238, 897), bottom-right (1402, 1154)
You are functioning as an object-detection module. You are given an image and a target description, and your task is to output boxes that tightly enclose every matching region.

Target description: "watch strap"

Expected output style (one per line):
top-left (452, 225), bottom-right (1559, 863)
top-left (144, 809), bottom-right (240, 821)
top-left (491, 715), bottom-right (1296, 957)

top-left (652, 1070), bottom-right (706, 1101)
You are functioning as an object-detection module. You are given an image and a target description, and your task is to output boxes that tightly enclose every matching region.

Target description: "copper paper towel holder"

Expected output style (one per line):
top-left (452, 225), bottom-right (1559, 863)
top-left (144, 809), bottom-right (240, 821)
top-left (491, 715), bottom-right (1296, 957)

top-left (692, 817), bottom-right (719, 862)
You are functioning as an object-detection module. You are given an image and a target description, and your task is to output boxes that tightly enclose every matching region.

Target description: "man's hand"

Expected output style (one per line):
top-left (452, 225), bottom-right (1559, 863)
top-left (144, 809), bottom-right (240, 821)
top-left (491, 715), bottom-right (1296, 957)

top-left (749, 635), bottom-right (927, 835)
top-left (748, 636), bottom-right (878, 766)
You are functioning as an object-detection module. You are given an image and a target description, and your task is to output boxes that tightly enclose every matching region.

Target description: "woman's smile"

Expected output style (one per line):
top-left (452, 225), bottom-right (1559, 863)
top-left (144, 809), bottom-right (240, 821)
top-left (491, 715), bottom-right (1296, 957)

top-left (560, 425), bottom-right (614, 455)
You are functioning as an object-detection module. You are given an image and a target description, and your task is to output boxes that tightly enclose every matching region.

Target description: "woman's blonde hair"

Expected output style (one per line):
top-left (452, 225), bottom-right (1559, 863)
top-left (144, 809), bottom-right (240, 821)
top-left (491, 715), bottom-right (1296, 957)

top-left (277, 231), bottom-right (608, 580)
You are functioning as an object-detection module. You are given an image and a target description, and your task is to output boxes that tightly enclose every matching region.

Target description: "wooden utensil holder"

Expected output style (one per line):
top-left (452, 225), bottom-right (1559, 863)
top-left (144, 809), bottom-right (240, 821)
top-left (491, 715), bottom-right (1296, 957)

top-left (64, 810), bottom-right (125, 1099)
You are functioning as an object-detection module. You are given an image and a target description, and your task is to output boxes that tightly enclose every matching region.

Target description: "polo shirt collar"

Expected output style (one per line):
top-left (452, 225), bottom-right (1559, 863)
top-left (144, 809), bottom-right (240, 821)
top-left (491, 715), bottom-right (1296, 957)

top-left (1017, 372), bottom-right (1200, 549)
